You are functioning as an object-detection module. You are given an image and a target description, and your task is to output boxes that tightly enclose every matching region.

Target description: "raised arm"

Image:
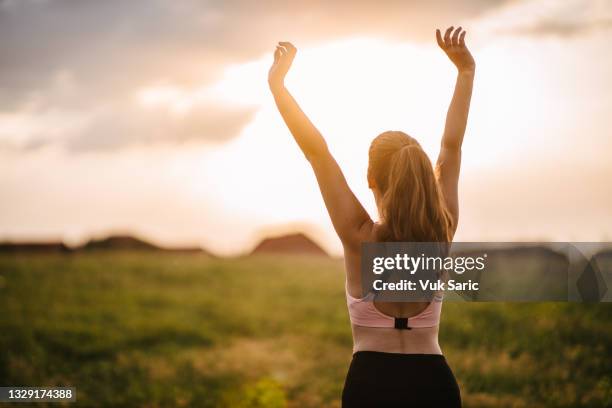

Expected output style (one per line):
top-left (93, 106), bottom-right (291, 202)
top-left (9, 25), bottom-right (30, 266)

top-left (434, 26), bottom-right (475, 233)
top-left (268, 42), bottom-right (372, 249)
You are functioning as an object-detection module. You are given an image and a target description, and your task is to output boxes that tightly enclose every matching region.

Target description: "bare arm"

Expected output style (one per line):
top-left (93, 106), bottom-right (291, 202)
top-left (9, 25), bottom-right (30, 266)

top-left (435, 27), bottom-right (475, 233)
top-left (268, 42), bottom-right (372, 248)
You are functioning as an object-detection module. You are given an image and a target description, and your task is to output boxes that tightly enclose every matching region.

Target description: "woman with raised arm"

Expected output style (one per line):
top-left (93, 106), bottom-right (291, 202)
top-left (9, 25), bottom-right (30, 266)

top-left (268, 26), bottom-right (474, 407)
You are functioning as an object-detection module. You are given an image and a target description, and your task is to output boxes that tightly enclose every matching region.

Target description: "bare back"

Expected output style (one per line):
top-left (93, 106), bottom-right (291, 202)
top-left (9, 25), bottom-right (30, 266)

top-left (344, 222), bottom-right (443, 354)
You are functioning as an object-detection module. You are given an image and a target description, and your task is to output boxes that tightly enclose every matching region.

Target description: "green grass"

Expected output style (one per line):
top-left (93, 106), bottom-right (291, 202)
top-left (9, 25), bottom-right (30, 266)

top-left (0, 252), bottom-right (610, 407)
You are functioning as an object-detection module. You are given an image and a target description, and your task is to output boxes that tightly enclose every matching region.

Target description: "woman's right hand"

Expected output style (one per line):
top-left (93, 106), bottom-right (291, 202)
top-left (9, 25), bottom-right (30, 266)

top-left (268, 42), bottom-right (297, 91)
top-left (436, 27), bottom-right (475, 74)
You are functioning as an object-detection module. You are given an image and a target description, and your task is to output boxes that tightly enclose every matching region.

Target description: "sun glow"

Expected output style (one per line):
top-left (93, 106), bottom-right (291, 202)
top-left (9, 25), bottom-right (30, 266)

top-left (121, 34), bottom-right (609, 255)
top-left (195, 37), bottom-right (537, 218)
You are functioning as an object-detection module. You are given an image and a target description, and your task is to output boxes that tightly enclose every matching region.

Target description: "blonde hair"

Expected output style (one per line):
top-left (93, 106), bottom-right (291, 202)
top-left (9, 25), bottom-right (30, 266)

top-left (368, 131), bottom-right (453, 242)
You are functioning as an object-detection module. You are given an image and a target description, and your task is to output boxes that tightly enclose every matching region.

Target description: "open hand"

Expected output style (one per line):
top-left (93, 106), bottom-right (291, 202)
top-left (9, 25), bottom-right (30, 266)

top-left (436, 27), bottom-right (475, 74)
top-left (268, 42), bottom-right (297, 90)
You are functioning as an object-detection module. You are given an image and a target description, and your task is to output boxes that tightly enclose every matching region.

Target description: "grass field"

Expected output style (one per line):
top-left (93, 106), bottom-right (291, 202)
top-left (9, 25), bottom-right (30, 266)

top-left (0, 252), bottom-right (611, 407)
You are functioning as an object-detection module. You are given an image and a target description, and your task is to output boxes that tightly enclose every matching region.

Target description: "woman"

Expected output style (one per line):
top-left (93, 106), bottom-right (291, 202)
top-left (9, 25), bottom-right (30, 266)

top-left (268, 26), bottom-right (474, 407)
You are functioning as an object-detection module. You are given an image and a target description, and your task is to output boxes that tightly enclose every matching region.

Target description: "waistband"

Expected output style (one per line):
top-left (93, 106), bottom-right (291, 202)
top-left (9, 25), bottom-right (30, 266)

top-left (353, 351), bottom-right (446, 359)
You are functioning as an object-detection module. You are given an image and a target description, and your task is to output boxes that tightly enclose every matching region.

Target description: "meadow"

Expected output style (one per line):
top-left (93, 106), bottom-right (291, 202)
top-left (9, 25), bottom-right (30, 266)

top-left (0, 252), bottom-right (610, 407)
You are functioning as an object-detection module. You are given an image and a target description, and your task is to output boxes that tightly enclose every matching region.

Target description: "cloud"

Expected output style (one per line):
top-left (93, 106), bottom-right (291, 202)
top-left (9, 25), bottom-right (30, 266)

top-left (0, 102), bottom-right (256, 152)
top-left (481, 0), bottom-right (612, 38)
top-left (63, 104), bottom-right (256, 153)
top-left (0, 0), bottom-right (509, 152)
top-left (502, 18), bottom-right (612, 37)
top-left (0, 0), bottom-right (509, 96)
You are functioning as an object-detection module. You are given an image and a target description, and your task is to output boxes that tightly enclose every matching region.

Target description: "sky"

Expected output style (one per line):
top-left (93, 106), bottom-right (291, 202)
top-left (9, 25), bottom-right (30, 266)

top-left (1, 0), bottom-right (611, 255)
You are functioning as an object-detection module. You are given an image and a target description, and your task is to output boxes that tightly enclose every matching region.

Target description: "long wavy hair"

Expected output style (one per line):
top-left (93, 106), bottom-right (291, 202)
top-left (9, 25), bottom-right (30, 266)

top-left (368, 131), bottom-right (453, 243)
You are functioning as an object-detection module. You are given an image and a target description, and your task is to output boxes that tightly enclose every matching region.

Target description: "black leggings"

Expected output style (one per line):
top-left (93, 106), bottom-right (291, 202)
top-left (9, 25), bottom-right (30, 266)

top-left (342, 351), bottom-right (461, 407)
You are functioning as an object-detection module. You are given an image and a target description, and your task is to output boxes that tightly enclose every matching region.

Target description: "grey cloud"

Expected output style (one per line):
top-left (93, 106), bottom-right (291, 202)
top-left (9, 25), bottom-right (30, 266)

top-left (3, 103), bottom-right (256, 153)
top-left (64, 105), bottom-right (257, 152)
top-left (503, 19), bottom-right (612, 37)
top-left (0, 0), bottom-right (227, 108)
top-left (0, 0), bottom-right (508, 152)
top-left (0, 0), bottom-right (509, 100)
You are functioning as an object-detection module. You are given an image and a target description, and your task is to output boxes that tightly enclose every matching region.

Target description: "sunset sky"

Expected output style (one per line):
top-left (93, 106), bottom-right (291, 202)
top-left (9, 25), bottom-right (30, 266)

top-left (1, 0), bottom-right (611, 255)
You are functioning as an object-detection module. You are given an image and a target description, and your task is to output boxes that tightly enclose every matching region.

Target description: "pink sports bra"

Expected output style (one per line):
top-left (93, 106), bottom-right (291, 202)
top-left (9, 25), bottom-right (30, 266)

top-left (346, 284), bottom-right (443, 330)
